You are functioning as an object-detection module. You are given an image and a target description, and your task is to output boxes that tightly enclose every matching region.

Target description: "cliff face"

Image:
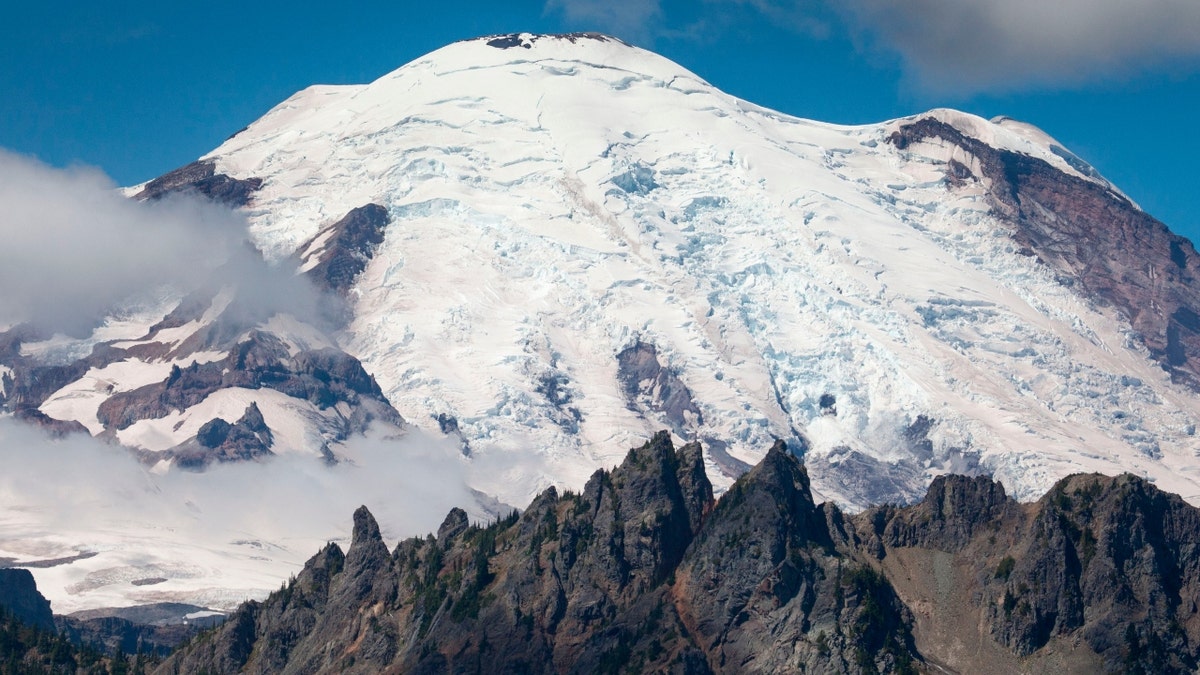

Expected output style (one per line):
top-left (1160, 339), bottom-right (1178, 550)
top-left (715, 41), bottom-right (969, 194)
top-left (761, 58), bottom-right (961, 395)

top-left (0, 568), bottom-right (55, 632)
top-left (156, 435), bottom-right (1200, 674)
top-left (889, 118), bottom-right (1200, 392)
top-left (864, 473), bottom-right (1200, 674)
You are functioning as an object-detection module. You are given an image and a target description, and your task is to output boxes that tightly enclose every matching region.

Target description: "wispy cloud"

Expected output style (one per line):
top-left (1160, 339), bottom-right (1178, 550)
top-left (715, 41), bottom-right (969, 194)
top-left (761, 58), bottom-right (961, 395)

top-left (543, 0), bottom-right (665, 45)
top-left (548, 0), bottom-right (1200, 92)
top-left (0, 151), bottom-right (238, 333)
top-left (0, 151), bottom-right (329, 335)
top-left (837, 0), bottom-right (1200, 91)
top-left (0, 419), bottom-right (476, 546)
top-left (719, 0), bottom-right (833, 38)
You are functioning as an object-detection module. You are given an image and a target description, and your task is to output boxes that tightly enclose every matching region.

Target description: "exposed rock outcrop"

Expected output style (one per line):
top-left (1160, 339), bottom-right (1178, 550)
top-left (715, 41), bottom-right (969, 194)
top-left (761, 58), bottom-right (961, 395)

top-left (157, 433), bottom-right (918, 674)
top-left (172, 402), bottom-right (275, 467)
top-left (298, 204), bottom-right (391, 295)
top-left (483, 32), bottom-right (627, 50)
top-left (97, 331), bottom-right (399, 436)
top-left (867, 471), bottom-right (1200, 674)
top-left (134, 159), bottom-right (263, 206)
top-left (157, 434), bottom-right (1200, 674)
top-left (1, 280), bottom-right (406, 468)
top-left (0, 323), bottom-right (102, 411)
top-left (617, 341), bottom-right (703, 435)
top-left (889, 117), bottom-right (1200, 391)
top-left (0, 569), bottom-right (55, 632)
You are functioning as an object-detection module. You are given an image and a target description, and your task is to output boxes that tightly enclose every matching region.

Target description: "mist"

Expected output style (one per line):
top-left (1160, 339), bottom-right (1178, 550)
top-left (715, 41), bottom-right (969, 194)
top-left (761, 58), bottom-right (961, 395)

top-left (0, 150), bottom-right (331, 337)
top-left (0, 151), bottom-right (474, 611)
top-left (0, 418), bottom-right (480, 612)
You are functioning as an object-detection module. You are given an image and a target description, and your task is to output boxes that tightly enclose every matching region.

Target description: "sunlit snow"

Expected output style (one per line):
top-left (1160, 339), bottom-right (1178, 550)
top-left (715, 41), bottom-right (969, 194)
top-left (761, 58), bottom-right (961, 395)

top-left (7, 34), bottom-right (1200, 612)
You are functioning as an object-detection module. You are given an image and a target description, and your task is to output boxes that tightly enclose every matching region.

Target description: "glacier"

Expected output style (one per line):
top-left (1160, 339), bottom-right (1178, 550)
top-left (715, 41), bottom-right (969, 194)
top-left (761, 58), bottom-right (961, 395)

top-left (5, 31), bottom-right (1200, 612)
top-left (195, 32), bottom-right (1200, 507)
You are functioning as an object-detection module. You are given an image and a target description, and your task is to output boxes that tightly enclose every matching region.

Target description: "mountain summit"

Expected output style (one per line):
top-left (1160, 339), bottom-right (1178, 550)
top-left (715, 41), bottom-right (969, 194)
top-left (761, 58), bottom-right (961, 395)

top-left (6, 32), bottom-right (1200, 519)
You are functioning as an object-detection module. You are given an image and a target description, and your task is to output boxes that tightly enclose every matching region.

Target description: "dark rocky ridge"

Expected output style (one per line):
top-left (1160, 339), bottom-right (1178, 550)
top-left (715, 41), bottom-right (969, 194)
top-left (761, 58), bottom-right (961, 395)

top-left (865, 471), bottom-right (1200, 673)
top-left (889, 117), bottom-right (1200, 391)
top-left (95, 331), bottom-right (400, 466)
top-left (0, 571), bottom-right (213, 665)
top-left (0, 569), bottom-right (55, 632)
top-left (155, 434), bottom-right (1200, 674)
top-left (134, 159), bottom-right (263, 207)
top-left (297, 203), bottom-right (391, 295)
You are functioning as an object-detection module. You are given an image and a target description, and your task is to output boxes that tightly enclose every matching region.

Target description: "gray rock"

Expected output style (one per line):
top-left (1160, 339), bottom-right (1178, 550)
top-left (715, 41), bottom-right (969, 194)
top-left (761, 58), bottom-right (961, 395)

top-left (616, 341), bottom-right (703, 434)
top-left (0, 568), bottom-right (55, 632)
top-left (890, 118), bottom-right (1200, 392)
top-left (299, 204), bottom-right (391, 295)
top-left (134, 159), bottom-right (263, 207)
top-left (157, 435), bottom-right (1200, 675)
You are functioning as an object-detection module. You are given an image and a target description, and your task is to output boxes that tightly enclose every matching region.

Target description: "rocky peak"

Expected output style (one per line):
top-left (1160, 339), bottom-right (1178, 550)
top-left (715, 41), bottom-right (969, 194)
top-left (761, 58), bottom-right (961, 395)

top-left (436, 507), bottom-right (470, 543)
top-left (674, 440), bottom-right (714, 534)
top-left (719, 439), bottom-right (824, 540)
top-left (349, 505), bottom-right (384, 553)
top-left (873, 473), bottom-right (1018, 551)
top-left (332, 505), bottom-right (393, 617)
top-left (609, 431), bottom-right (713, 585)
top-left (238, 401), bottom-right (267, 431)
top-left (188, 402), bottom-right (275, 466)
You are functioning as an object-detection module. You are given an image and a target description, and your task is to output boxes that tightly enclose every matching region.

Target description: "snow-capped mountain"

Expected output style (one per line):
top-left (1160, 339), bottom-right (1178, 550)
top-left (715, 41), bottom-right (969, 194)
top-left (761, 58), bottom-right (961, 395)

top-left (8, 31), bottom-right (1200, 517)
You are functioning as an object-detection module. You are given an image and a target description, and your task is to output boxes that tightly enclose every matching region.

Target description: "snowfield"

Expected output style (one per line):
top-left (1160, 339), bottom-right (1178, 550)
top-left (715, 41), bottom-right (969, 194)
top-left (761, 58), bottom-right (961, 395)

top-left (7, 32), bottom-right (1200, 611)
top-left (210, 33), bottom-right (1200, 506)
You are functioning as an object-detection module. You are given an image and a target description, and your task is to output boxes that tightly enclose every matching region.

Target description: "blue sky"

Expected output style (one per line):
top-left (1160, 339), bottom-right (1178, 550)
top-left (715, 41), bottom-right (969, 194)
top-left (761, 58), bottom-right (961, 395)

top-left (3, 0), bottom-right (1199, 241)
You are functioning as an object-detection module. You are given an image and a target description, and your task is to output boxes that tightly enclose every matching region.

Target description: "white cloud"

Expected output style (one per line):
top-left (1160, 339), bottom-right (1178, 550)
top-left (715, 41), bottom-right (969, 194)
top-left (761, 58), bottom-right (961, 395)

top-left (0, 151), bottom-right (240, 333)
top-left (0, 150), bottom-right (331, 335)
top-left (842, 0), bottom-right (1200, 90)
top-left (0, 419), bottom-right (479, 612)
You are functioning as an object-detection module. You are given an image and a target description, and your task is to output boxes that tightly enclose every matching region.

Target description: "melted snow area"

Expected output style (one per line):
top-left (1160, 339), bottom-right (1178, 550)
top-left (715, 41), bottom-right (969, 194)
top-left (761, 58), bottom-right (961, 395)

top-left (7, 33), bottom-right (1200, 612)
